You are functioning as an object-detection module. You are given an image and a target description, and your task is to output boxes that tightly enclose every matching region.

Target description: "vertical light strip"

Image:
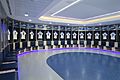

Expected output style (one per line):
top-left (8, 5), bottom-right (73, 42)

top-left (51, 0), bottom-right (81, 16)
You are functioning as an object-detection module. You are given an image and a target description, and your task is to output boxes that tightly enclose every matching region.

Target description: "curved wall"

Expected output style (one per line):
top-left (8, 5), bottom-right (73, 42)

top-left (6, 18), bottom-right (120, 53)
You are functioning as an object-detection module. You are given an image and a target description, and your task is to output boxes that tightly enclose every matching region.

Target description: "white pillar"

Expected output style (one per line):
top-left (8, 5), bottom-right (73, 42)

top-left (35, 41), bottom-right (38, 46)
top-left (28, 41), bottom-right (31, 47)
top-left (13, 43), bottom-right (15, 50)
top-left (106, 42), bottom-right (109, 46)
top-left (20, 42), bottom-right (22, 48)
top-left (91, 41), bottom-right (94, 48)
top-left (84, 40), bottom-right (87, 48)
top-left (58, 41), bottom-right (61, 45)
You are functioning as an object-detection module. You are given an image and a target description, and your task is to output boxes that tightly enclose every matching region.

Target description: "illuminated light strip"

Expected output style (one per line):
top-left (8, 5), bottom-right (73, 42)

top-left (0, 69), bottom-right (16, 74)
top-left (84, 11), bottom-right (120, 20)
top-left (51, 0), bottom-right (81, 16)
top-left (18, 47), bottom-right (120, 57)
top-left (49, 15), bottom-right (84, 20)
top-left (39, 16), bottom-right (84, 24)
top-left (51, 10), bottom-right (120, 21)
top-left (85, 15), bottom-right (120, 23)
top-left (39, 15), bottom-right (120, 24)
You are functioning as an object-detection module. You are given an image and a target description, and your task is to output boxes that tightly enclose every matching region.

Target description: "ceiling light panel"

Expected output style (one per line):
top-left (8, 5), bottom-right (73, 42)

top-left (29, 19), bottom-right (32, 22)
top-left (51, 0), bottom-right (81, 16)
top-left (24, 13), bottom-right (28, 16)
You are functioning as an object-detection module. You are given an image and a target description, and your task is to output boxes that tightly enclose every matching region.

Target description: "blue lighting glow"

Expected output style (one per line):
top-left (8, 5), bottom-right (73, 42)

top-left (17, 47), bottom-right (120, 57)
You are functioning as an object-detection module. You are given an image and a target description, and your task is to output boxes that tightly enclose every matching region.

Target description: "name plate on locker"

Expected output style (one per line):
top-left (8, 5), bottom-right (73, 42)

top-left (28, 41), bottom-right (31, 47)
top-left (106, 42), bottom-right (109, 46)
top-left (20, 42), bottom-right (23, 48)
top-left (44, 41), bottom-right (46, 45)
top-left (65, 41), bottom-right (67, 45)
top-left (84, 40), bottom-right (87, 45)
top-left (91, 41), bottom-right (94, 45)
top-left (84, 40), bottom-right (87, 47)
top-left (13, 43), bottom-right (15, 50)
top-left (98, 41), bottom-right (101, 45)
top-left (71, 40), bottom-right (73, 44)
top-left (58, 41), bottom-right (61, 45)
top-left (51, 41), bottom-right (54, 45)
top-left (77, 40), bottom-right (79, 44)
top-left (115, 42), bottom-right (118, 47)
top-left (35, 41), bottom-right (38, 46)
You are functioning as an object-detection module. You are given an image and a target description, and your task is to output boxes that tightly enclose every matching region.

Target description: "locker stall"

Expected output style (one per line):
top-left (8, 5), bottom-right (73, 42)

top-left (45, 25), bottom-right (52, 49)
top-left (7, 18), bottom-right (13, 44)
top-left (93, 26), bottom-right (101, 48)
top-left (79, 27), bottom-right (86, 47)
top-left (101, 26), bottom-right (109, 49)
top-left (72, 26), bottom-right (78, 47)
top-left (53, 26), bottom-right (59, 48)
top-left (86, 26), bottom-right (94, 48)
top-left (65, 26), bottom-right (72, 47)
top-left (60, 26), bottom-right (66, 48)
top-left (20, 22), bottom-right (29, 51)
top-left (37, 25), bottom-right (44, 49)
top-left (116, 24), bottom-right (120, 51)
top-left (108, 25), bottom-right (117, 50)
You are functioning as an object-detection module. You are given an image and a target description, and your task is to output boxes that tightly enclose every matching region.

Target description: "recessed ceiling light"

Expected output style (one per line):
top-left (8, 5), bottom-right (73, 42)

top-left (67, 24), bottom-right (70, 25)
top-left (24, 13), bottom-right (29, 17)
top-left (49, 22), bottom-right (52, 24)
top-left (29, 19), bottom-right (32, 22)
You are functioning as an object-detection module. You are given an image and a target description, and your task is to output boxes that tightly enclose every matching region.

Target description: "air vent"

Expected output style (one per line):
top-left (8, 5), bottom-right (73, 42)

top-left (6, 0), bottom-right (12, 15)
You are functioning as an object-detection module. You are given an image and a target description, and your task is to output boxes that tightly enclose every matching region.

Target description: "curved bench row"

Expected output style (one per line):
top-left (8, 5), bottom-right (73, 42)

top-left (0, 45), bottom-right (18, 80)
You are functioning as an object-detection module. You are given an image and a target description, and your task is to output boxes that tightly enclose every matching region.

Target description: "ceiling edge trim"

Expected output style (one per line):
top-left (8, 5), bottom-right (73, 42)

top-left (39, 15), bottom-right (120, 24)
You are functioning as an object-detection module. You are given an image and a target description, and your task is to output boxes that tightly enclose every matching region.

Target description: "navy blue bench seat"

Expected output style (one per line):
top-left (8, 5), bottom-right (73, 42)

top-left (0, 44), bottom-right (18, 80)
top-left (0, 62), bottom-right (17, 71)
top-left (6, 52), bottom-right (17, 57)
top-left (0, 70), bottom-right (18, 80)
top-left (3, 56), bottom-right (17, 62)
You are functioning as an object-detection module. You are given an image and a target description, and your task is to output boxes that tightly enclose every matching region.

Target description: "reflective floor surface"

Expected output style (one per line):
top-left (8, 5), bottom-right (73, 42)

top-left (47, 52), bottom-right (120, 80)
top-left (18, 48), bottom-right (120, 80)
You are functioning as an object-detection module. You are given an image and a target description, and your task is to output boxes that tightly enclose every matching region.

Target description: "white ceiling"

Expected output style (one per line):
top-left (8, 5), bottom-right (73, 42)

top-left (0, 0), bottom-right (67, 25)
top-left (1, 0), bottom-right (120, 26)
top-left (54, 0), bottom-right (120, 19)
top-left (14, 0), bottom-right (56, 17)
